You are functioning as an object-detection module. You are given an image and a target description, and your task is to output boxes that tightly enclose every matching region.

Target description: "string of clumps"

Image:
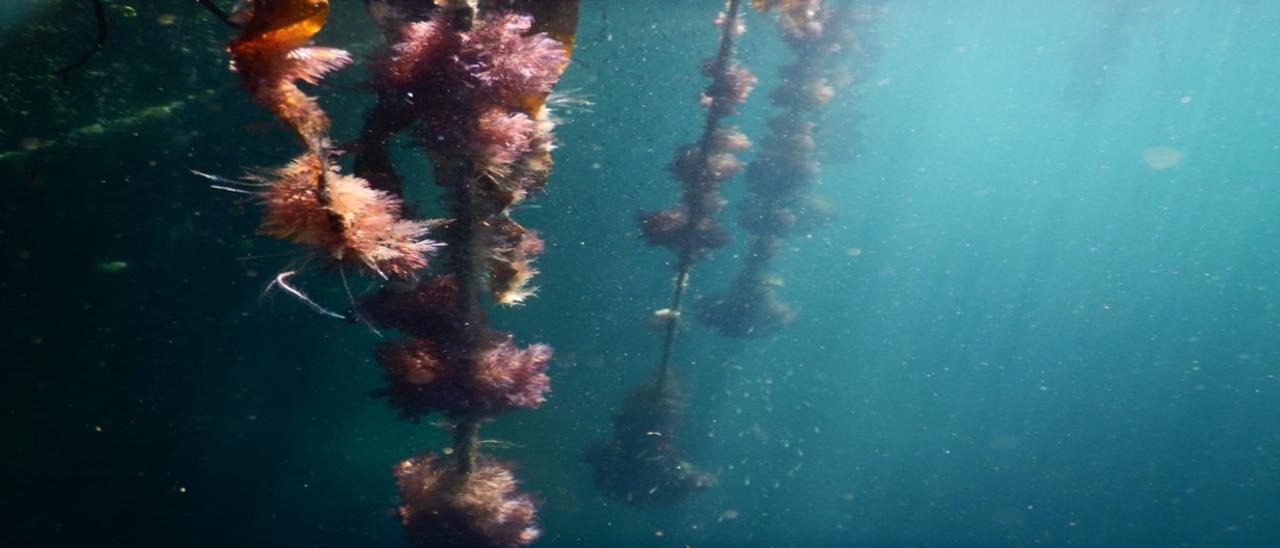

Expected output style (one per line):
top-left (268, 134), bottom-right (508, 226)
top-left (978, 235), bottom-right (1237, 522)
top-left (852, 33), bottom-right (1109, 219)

top-left (698, 0), bottom-right (858, 338)
top-left (358, 1), bottom-right (575, 546)
top-left (221, 1), bottom-right (577, 546)
top-left (635, 11), bottom-right (755, 260)
top-left (586, 0), bottom-right (752, 508)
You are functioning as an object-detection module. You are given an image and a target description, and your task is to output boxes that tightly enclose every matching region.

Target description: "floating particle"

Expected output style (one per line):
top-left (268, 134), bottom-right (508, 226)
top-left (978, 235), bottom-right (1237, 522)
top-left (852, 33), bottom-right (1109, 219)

top-left (1142, 146), bottom-right (1183, 170)
top-left (96, 260), bottom-right (129, 273)
top-left (157, 14), bottom-right (177, 26)
top-left (847, 247), bottom-right (862, 257)
top-left (648, 308), bottom-right (680, 328)
top-left (20, 137), bottom-right (40, 151)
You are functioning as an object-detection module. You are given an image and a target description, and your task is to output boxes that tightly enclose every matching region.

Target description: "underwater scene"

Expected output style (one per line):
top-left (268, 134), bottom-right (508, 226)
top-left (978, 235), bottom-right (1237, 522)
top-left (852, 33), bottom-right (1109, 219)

top-left (3, 0), bottom-right (1278, 546)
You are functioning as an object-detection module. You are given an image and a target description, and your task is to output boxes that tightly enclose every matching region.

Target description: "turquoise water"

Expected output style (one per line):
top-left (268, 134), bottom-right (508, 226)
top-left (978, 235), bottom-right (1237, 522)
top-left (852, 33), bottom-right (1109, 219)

top-left (2, 1), bottom-right (1278, 546)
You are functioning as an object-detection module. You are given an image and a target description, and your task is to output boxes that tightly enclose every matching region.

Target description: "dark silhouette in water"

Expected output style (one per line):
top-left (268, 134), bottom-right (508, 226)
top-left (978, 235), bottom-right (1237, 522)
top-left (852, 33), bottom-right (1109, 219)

top-left (584, 380), bottom-right (714, 506)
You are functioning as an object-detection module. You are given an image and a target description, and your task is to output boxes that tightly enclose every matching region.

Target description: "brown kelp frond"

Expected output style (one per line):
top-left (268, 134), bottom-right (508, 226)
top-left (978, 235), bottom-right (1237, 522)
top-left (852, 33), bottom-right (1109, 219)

top-left (229, 0), bottom-right (345, 149)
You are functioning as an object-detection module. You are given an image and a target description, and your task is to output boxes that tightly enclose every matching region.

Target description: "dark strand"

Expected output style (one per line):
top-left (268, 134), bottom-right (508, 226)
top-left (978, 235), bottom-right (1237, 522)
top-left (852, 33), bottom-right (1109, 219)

top-left (54, 0), bottom-right (107, 84)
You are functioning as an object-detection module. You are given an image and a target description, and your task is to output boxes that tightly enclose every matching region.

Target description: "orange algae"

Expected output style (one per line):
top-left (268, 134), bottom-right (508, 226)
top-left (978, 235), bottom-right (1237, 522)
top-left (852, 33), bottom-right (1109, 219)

top-left (229, 0), bottom-right (346, 148)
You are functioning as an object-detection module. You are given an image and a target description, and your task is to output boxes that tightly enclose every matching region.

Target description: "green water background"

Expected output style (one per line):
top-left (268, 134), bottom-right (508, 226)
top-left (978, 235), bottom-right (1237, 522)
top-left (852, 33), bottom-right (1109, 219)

top-left (2, 0), bottom-right (1277, 546)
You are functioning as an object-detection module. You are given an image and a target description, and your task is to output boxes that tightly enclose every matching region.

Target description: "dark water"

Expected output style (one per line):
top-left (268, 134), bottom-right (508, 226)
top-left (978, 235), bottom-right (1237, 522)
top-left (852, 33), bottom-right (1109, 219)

top-left (3, 1), bottom-right (1278, 546)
